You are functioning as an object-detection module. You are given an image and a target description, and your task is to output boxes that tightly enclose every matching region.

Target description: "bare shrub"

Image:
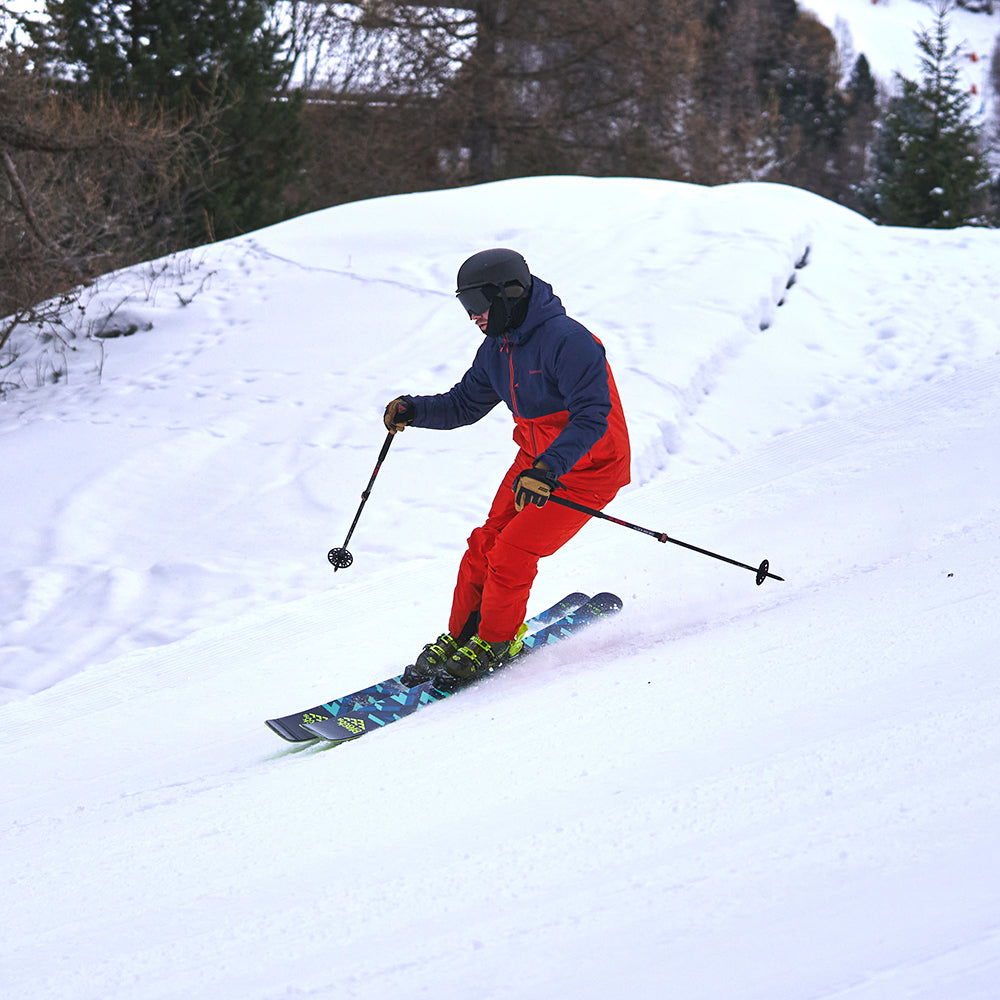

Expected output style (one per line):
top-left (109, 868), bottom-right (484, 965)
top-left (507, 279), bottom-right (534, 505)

top-left (1, 47), bottom-right (206, 327)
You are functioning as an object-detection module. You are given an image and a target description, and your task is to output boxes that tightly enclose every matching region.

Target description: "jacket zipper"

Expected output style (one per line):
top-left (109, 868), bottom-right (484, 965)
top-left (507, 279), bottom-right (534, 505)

top-left (505, 338), bottom-right (540, 457)
top-left (506, 338), bottom-right (521, 420)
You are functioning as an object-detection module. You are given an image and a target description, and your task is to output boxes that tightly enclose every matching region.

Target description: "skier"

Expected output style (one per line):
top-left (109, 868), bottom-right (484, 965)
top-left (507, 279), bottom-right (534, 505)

top-left (385, 248), bottom-right (631, 686)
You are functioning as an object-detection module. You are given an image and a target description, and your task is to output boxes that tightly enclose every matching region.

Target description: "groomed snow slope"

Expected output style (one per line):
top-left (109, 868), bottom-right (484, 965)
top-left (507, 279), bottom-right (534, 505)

top-left (2, 177), bottom-right (1000, 999)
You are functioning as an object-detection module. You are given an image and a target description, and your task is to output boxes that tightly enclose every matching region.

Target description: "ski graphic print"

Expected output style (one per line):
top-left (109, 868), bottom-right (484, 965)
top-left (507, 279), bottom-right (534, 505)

top-left (265, 591), bottom-right (592, 742)
top-left (295, 592), bottom-right (623, 745)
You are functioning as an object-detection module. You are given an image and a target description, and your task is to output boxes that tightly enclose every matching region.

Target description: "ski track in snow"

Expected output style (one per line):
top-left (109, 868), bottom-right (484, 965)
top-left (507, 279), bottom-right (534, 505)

top-left (3, 175), bottom-right (1000, 999)
top-left (8, 179), bottom-right (999, 706)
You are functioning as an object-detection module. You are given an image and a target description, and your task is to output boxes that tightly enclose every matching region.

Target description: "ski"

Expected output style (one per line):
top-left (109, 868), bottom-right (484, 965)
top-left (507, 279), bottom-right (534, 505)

top-left (299, 592), bottom-right (623, 745)
top-left (266, 591), bottom-right (590, 742)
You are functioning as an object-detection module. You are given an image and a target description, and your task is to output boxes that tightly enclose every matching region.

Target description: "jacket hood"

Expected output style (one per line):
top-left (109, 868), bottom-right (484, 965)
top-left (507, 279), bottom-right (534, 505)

top-left (499, 277), bottom-right (565, 347)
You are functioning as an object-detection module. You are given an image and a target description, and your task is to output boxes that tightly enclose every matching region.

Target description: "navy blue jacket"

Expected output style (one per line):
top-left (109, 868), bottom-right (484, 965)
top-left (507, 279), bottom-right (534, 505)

top-left (410, 278), bottom-right (630, 488)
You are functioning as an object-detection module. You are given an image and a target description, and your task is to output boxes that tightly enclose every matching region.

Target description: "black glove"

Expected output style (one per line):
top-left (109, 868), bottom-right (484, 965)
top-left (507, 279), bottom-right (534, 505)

top-left (383, 396), bottom-right (415, 433)
top-left (513, 462), bottom-right (564, 511)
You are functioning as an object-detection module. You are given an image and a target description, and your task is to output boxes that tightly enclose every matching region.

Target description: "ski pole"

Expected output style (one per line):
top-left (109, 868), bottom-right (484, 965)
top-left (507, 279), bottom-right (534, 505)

top-left (327, 430), bottom-right (395, 571)
top-left (547, 494), bottom-right (784, 586)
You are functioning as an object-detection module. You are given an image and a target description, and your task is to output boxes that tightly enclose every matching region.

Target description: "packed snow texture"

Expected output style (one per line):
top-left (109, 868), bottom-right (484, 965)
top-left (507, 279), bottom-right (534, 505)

top-left (3, 175), bottom-right (1000, 999)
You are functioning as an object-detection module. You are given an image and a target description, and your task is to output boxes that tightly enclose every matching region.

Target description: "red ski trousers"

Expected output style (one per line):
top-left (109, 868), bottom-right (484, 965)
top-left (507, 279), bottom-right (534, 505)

top-left (448, 453), bottom-right (621, 643)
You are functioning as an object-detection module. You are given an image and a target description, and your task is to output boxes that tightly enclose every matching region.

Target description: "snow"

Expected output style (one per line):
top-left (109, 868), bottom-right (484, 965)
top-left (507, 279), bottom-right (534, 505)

top-left (3, 173), bottom-right (1000, 999)
top-left (6, 0), bottom-right (1000, 990)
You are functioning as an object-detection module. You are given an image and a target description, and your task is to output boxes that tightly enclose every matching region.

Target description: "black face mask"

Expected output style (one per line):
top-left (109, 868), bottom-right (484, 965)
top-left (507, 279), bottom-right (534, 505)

top-left (484, 294), bottom-right (512, 338)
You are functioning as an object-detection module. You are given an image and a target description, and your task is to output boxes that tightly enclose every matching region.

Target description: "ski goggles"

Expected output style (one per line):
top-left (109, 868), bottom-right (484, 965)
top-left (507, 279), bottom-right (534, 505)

top-left (455, 282), bottom-right (503, 316)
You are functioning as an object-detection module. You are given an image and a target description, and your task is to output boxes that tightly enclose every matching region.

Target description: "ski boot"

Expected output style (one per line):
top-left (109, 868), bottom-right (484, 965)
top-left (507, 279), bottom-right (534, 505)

top-left (401, 631), bottom-right (461, 687)
top-left (445, 623), bottom-right (528, 682)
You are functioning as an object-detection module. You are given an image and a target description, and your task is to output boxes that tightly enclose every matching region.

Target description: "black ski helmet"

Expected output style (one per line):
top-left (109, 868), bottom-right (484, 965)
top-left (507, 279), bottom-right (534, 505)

top-left (456, 248), bottom-right (533, 337)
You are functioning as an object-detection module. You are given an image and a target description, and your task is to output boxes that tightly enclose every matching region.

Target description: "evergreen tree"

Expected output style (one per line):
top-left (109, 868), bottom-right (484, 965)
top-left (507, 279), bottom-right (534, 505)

top-left (36, 1), bottom-right (303, 241)
top-left (765, 11), bottom-right (849, 199)
top-left (863, 2), bottom-right (990, 227)
top-left (836, 53), bottom-right (880, 213)
top-left (846, 53), bottom-right (876, 111)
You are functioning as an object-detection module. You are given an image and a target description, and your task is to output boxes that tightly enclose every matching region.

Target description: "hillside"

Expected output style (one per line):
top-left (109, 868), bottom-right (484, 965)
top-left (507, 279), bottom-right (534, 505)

top-left (2, 177), bottom-right (1000, 999)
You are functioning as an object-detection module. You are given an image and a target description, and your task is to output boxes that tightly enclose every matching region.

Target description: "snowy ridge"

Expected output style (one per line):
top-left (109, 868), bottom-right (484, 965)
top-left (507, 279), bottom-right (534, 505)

top-left (3, 176), bottom-right (1000, 999)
